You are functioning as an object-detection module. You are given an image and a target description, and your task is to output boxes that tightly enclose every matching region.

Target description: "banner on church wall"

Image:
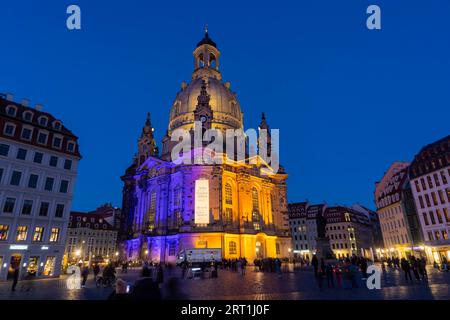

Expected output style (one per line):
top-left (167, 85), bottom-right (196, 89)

top-left (195, 179), bottom-right (210, 224)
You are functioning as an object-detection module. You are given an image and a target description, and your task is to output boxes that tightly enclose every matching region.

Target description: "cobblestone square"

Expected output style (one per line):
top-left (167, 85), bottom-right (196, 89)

top-left (0, 264), bottom-right (448, 300)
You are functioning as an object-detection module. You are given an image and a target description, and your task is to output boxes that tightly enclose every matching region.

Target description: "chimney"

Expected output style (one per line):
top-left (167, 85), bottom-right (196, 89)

top-left (5, 93), bottom-right (13, 101)
top-left (35, 104), bottom-right (43, 111)
top-left (21, 99), bottom-right (29, 107)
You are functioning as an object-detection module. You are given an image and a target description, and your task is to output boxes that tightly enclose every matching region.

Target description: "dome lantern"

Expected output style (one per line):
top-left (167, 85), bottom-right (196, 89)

top-left (193, 26), bottom-right (221, 81)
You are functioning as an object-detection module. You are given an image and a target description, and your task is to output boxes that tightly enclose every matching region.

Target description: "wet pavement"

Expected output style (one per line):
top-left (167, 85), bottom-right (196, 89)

top-left (0, 264), bottom-right (448, 300)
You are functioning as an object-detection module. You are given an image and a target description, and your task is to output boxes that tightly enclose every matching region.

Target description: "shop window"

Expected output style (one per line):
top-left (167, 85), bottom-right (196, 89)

top-left (43, 257), bottom-right (56, 276)
top-left (27, 257), bottom-right (39, 277)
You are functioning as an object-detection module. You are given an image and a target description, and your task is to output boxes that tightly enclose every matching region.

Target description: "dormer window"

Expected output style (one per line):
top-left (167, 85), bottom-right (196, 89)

top-left (67, 141), bottom-right (76, 152)
top-left (6, 106), bottom-right (17, 117)
top-left (23, 111), bottom-right (33, 122)
top-left (38, 116), bottom-right (48, 126)
top-left (53, 121), bottom-right (62, 131)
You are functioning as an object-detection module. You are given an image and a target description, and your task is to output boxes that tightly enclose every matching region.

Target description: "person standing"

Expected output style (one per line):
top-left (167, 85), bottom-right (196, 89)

top-left (311, 255), bottom-right (319, 277)
top-left (410, 257), bottom-right (421, 281)
top-left (419, 257), bottom-right (427, 279)
top-left (401, 258), bottom-right (412, 282)
top-left (11, 267), bottom-right (20, 292)
top-left (325, 263), bottom-right (335, 288)
top-left (155, 264), bottom-right (164, 285)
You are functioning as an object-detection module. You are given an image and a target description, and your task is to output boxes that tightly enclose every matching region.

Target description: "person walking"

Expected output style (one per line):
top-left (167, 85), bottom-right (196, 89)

top-left (11, 267), bottom-right (20, 292)
top-left (401, 258), bottom-right (412, 282)
top-left (81, 265), bottom-right (89, 287)
top-left (93, 264), bottom-right (100, 282)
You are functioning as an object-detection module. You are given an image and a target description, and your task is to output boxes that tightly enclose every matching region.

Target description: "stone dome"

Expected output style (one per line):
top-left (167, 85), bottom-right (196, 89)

top-left (167, 30), bottom-right (244, 133)
top-left (168, 77), bottom-right (243, 132)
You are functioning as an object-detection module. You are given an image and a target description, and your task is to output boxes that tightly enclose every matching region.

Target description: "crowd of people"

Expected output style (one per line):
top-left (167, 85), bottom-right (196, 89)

top-left (253, 258), bottom-right (284, 277)
top-left (222, 258), bottom-right (248, 274)
top-left (311, 255), bottom-right (370, 289)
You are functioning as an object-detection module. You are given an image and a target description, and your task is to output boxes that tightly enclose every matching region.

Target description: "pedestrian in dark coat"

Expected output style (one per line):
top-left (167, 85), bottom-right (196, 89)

top-left (11, 268), bottom-right (20, 292)
top-left (401, 258), bottom-right (412, 281)
top-left (311, 255), bottom-right (319, 276)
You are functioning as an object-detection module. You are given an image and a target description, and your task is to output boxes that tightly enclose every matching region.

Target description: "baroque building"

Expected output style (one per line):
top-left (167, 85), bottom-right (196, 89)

top-left (64, 205), bottom-right (120, 268)
top-left (120, 30), bottom-right (290, 263)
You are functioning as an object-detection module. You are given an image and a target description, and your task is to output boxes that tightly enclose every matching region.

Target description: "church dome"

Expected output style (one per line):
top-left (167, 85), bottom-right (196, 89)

top-left (167, 30), bottom-right (244, 133)
top-left (168, 77), bottom-right (243, 132)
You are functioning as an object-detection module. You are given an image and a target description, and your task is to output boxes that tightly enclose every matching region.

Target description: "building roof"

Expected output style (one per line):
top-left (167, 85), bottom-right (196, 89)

top-left (69, 211), bottom-right (116, 231)
top-left (288, 202), bottom-right (307, 219)
top-left (196, 30), bottom-right (217, 48)
top-left (375, 167), bottom-right (408, 209)
top-left (0, 95), bottom-right (81, 158)
top-left (409, 135), bottom-right (450, 179)
top-left (324, 206), bottom-right (371, 225)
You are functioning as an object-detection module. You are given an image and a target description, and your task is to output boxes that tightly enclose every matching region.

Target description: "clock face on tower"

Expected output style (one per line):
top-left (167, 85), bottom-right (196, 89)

top-left (200, 115), bottom-right (207, 123)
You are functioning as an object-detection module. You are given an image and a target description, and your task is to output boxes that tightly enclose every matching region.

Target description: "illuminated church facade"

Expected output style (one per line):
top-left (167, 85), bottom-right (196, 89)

top-left (120, 30), bottom-right (291, 263)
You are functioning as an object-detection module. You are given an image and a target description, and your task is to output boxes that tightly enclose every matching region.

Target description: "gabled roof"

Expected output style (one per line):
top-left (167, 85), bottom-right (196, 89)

top-left (409, 135), bottom-right (450, 179)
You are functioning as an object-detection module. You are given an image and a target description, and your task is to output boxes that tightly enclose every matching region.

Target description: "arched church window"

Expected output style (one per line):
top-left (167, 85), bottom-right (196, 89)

top-left (229, 241), bottom-right (237, 255)
top-left (252, 187), bottom-right (261, 230)
top-left (225, 183), bottom-right (232, 205)
top-left (252, 187), bottom-right (259, 211)
top-left (209, 53), bottom-right (217, 68)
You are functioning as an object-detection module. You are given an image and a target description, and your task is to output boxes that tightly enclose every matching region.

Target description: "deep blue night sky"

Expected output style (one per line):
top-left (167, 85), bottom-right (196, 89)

top-left (1, 1), bottom-right (449, 211)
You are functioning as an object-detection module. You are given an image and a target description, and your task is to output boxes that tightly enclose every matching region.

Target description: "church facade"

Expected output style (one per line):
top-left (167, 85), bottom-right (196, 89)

top-left (119, 30), bottom-right (291, 264)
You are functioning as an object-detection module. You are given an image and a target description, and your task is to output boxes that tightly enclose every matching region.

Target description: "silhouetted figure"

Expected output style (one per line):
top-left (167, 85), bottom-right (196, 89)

top-left (81, 266), bottom-right (89, 287)
top-left (311, 255), bottom-right (319, 276)
top-left (401, 258), bottom-right (412, 281)
top-left (142, 262), bottom-right (151, 278)
top-left (93, 264), bottom-right (100, 282)
top-left (11, 268), bottom-right (19, 292)
top-left (325, 263), bottom-right (334, 288)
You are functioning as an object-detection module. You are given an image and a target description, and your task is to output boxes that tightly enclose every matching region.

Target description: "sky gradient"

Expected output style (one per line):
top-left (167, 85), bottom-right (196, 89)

top-left (1, 0), bottom-right (449, 211)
